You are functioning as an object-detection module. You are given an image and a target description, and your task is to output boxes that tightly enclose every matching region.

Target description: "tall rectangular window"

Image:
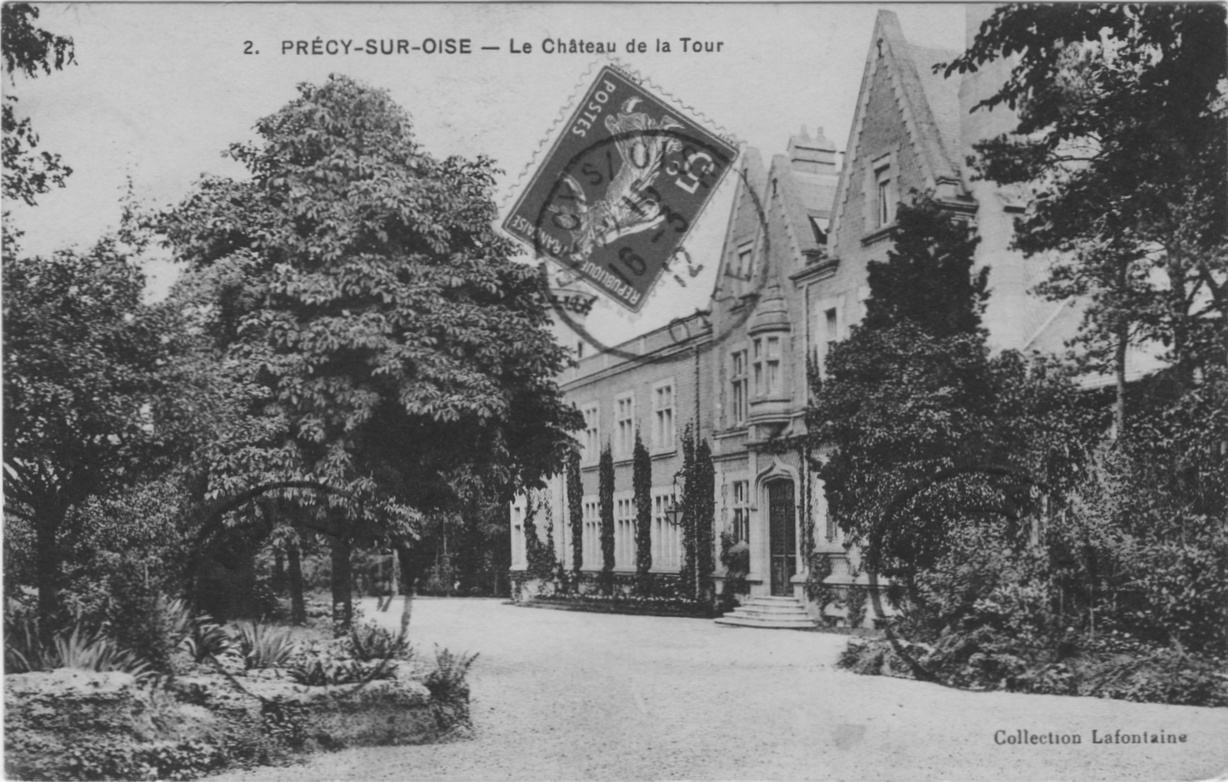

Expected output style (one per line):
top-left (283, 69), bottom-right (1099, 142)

top-left (582, 403), bottom-right (599, 465)
top-left (753, 339), bottom-right (763, 396)
top-left (766, 337), bottom-right (781, 394)
top-left (614, 394), bottom-right (635, 459)
top-left (731, 349), bottom-right (748, 425)
top-left (752, 337), bottom-right (782, 396)
top-left (652, 488), bottom-right (680, 569)
top-left (874, 157), bottom-right (894, 228)
top-left (824, 307), bottom-right (840, 374)
top-left (731, 480), bottom-right (750, 544)
top-left (615, 495), bottom-right (635, 568)
top-left (735, 246), bottom-right (753, 280)
top-left (582, 497), bottom-right (599, 570)
top-left (653, 382), bottom-right (675, 450)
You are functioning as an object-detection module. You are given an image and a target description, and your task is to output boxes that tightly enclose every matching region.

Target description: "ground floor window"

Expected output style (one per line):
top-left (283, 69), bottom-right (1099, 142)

top-left (652, 488), bottom-right (680, 569)
top-left (582, 496), bottom-right (599, 569)
top-left (731, 480), bottom-right (750, 544)
top-left (615, 494), bottom-right (635, 568)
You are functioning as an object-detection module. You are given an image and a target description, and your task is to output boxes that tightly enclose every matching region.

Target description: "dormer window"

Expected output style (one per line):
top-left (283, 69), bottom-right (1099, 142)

top-left (808, 215), bottom-right (829, 246)
top-left (733, 243), bottom-right (753, 281)
top-left (873, 154), bottom-right (894, 228)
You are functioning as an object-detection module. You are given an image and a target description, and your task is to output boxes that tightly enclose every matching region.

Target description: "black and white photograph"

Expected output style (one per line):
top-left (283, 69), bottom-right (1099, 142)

top-left (3, 3), bottom-right (1226, 780)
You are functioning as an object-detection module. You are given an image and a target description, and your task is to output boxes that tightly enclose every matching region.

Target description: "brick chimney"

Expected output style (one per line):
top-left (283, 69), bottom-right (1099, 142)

top-left (787, 125), bottom-right (838, 175)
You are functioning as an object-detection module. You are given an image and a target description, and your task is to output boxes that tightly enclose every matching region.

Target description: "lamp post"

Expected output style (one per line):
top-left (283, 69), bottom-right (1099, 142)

top-left (664, 498), bottom-right (683, 528)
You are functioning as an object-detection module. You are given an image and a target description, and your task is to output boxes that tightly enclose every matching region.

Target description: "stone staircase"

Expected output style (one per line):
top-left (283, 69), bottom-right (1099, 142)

top-left (714, 595), bottom-right (816, 630)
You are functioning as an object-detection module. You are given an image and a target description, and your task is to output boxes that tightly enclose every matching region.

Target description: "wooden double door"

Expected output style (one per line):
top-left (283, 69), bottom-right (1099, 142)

top-left (767, 480), bottom-right (796, 596)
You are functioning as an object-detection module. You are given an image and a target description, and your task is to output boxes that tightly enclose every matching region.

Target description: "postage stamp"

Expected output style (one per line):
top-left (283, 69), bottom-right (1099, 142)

top-left (502, 65), bottom-right (738, 313)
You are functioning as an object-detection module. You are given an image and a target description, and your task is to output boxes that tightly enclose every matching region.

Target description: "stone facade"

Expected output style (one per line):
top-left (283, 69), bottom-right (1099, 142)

top-left (512, 7), bottom-right (1077, 625)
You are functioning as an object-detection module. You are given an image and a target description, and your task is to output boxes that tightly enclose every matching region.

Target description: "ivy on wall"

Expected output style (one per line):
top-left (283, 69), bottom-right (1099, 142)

top-left (677, 423), bottom-right (716, 602)
top-left (598, 442), bottom-right (615, 595)
top-left (566, 449), bottom-right (583, 574)
top-left (695, 438), bottom-right (715, 591)
top-left (522, 488), bottom-right (558, 581)
top-left (633, 429), bottom-right (653, 591)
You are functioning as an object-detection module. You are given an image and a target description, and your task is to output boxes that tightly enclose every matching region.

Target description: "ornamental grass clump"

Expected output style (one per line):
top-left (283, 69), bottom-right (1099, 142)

top-left (231, 621), bottom-right (297, 670)
top-left (423, 646), bottom-right (478, 704)
top-left (346, 620), bottom-right (413, 663)
top-left (285, 642), bottom-right (388, 686)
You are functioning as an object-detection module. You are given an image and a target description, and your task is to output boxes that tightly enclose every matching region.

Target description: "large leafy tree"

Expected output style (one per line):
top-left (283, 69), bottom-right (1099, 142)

top-left (943, 5), bottom-right (1228, 427)
top-left (158, 75), bottom-right (581, 575)
top-left (3, 237), bottom-right (168, 627)
top-left (2, 3), bottom-right (74, 249)
top-left (809, 197), bottom-right (1092, 581)
top-left (942, 6), bottom-right (1227, 650)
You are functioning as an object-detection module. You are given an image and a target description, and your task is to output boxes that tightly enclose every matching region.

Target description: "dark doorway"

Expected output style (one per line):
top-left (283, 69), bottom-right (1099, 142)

top-left (767, 480), bottom-right (796, 596)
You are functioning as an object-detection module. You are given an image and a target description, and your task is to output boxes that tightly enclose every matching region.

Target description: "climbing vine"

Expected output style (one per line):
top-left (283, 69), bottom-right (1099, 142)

top-left (633, 429), bottom-right (653, 591)
top-left (695, 438), bottom-right (715, 593)
top-left (677, 423), bottom-right (716, 601)
top-left (678, 425), bottom-right (697, 598)
top-left (566, 449), bottom-right (583, 574)
top-left (598, 442), bottom-right (615, 595)
top-left (522, 488), bottom-right (557, 581)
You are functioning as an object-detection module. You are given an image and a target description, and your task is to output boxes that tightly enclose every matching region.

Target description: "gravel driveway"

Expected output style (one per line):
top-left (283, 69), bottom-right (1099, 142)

top-left (208, 597), bottom-right (1228, 781)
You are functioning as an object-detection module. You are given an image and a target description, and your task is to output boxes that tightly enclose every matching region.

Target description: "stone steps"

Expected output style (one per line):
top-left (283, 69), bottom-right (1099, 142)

top-left (714, 595), bottom-right (816, 630)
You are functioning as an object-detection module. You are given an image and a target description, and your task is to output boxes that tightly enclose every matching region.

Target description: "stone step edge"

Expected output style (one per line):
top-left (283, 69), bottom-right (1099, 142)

top-left (714, 617), bottom-right (816, 629)
top-left (743, 596), bottom-right (804, 602)
top-left (726, 610), bottom-right (811, 620)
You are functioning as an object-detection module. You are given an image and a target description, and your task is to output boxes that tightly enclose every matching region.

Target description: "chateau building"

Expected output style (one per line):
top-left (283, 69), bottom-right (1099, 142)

top-left (511, 8), bottom-right (1080, 622)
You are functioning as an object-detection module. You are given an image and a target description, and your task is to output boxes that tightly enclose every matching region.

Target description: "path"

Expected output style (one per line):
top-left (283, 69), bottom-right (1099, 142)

top-left (207, 597), bottom-right (1228, 781)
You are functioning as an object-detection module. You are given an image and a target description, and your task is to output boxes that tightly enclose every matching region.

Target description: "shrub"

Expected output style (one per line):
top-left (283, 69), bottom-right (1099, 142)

top-left (49, 623), bottom-right (156, 682)
top-left (346, 620), bottom-right (412, 663)
top-left (5, 613), bottom-right (49, 674)
top-left (844, 584), bottom-right (868, 629)
top-left (423, 646), bottom-right (478, 704)
top-left (181, 615), bottom-right (231, 663)
top-left (63, 738), bottom-right (227, 781)
top-left (284, 642), bottom-right (395, 686)
top-left (105, 563), bottom-right (179, 674)
top-left (230, 621), bottom-right (297, 669)
top-left (1078, 648), bottom-right (1228, 707)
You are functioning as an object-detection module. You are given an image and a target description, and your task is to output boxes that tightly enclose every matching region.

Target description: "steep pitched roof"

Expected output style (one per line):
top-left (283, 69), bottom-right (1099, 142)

top-left (831, 10), bottom-right (965, 238)
top-left (710, 147), bottom-right (769, 303)
top-left (770, 154), bottom-right (837, 258)
top-left (904, 40), bottom-right (964, 180)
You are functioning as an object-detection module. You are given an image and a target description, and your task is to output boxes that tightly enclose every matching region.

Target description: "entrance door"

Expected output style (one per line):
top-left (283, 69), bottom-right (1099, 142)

top-left (768, 480), bottom-right (796, 596)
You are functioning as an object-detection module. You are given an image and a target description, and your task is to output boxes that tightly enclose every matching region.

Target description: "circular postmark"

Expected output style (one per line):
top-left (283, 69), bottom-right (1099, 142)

top-left (863, 462), bottom-right (1049, 687)
top-left (532, 127), bottom-right (772, 364)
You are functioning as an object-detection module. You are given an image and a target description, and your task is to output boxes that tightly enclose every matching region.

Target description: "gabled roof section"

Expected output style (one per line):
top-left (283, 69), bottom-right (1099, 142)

top-left (710, 148), bottom-right (768, 303)
top-left (768, 153), bottom-right (837, 259)
top-left (904, 40), bottom-right (964, 179)
top-left (831, 10), bottom-right (965, 239)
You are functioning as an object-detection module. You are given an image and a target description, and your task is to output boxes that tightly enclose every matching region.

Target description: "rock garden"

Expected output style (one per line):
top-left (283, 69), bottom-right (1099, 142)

top-left (5, 597), bottom-right (476, 781)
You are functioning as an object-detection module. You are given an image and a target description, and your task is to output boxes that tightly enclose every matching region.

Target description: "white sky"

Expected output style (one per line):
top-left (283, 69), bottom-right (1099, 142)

top-left (5, 2), bottom-right (969, 345)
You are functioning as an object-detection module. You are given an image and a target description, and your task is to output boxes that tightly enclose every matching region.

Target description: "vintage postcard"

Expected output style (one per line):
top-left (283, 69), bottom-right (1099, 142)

top-left (4, 3), bottom-right (1226, 781)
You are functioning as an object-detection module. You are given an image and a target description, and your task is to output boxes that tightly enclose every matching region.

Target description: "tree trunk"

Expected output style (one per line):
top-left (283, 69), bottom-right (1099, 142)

top-left (330, 536), bottom-right (353, 634)
top-left (396, 544), bottom-right (415, 635)
top-left (1114, 324), bottom-right (1127, 440)
top-left (272, 549), bottom-right (286, 594)
top-left (36, 506), bottom-right (66, 638)
top-left (287, 540), bottom-right (306, 625)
